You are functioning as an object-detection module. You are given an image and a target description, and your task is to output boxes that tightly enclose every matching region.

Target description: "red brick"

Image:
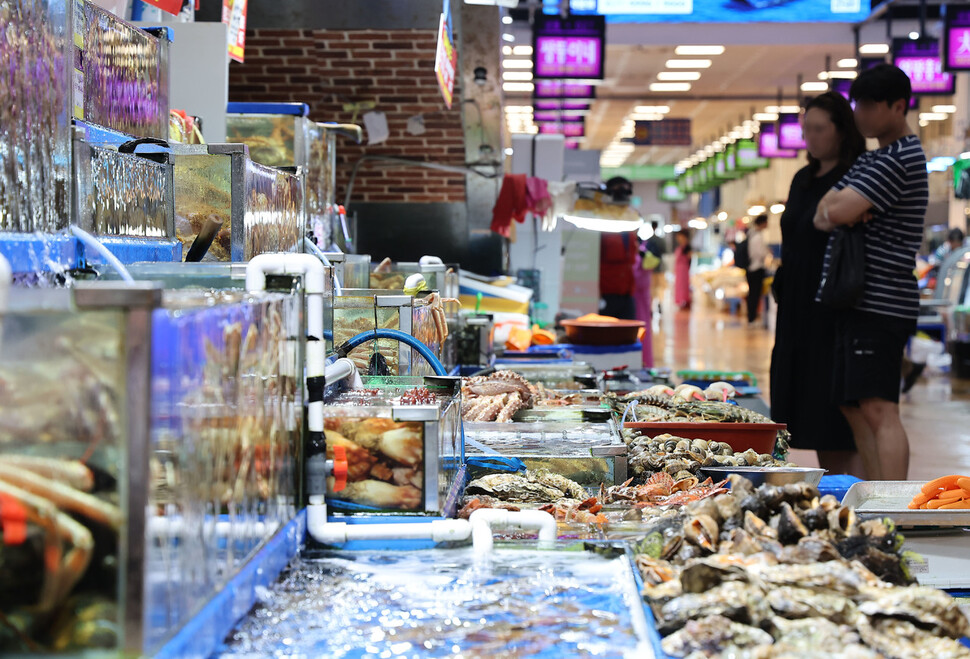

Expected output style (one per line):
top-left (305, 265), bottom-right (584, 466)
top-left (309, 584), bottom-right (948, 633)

top-left (262, 48), bottom-right (309, 57)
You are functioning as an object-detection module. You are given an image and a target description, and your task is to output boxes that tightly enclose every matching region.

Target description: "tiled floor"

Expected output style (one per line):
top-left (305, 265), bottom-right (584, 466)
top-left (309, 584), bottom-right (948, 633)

top-left (650, 293), bottom-right (970, 480)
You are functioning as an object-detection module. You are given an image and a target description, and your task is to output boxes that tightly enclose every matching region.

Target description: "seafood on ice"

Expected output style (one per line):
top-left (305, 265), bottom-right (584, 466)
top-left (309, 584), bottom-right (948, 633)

top-left (626, 434), bottom-right (794, 482)
top-left (461, 370), bottom-right (538, 422)
top-left (324, 417), bottom-right (425, 510)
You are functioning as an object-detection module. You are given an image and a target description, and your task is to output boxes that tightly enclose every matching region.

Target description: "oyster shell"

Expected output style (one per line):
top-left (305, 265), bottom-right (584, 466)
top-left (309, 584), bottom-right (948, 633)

top-left (464, 473), bottom-right (564, 502)
top-left (856, 616), bottom-right (970, 659)
top-left (765, 586), bottom-right (859, 624)
top-left (856, 585), bottom-right (970, 639)
top-left (660, 615), bottom-right (774, 657)
top-left (658, 582), bottom-right (768, 634)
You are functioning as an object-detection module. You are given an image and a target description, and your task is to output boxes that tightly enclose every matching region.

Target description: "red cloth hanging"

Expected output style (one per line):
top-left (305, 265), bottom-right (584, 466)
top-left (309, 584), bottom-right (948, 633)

top-left (490, 174), bottom-right (530, 237)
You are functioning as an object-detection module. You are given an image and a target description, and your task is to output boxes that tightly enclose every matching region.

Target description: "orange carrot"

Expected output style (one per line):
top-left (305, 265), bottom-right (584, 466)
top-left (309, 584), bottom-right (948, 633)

top-left (927, 498), bottom-right (960, 509)
top-left (939, 499), bottom-right (970, 509)
top-left (958, 478), bottom-right (970, 491)
top-left (909, 491), bottom-right (938, 507)
top-left (938, 489), bottom-right (966, 501)
top-left (921, 475), bottom-right (966, 495)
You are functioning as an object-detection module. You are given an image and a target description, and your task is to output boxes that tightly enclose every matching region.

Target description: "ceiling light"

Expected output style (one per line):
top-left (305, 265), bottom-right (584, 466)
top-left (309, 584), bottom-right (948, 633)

top-left (909, 31), bottom-right (920, 40)
top-left (562, 215), bottom-right (644, 233)
top-left (688, 218), bottom-right (708, 230)
top-left (503, 46), bottom-right (512, 55)
top-left (657, 71), bottom-right (701, 81)
top-left (822, 70), bottom-right (857, 79)
top-left (502, 33), bottom-right (515, 42)
top-left (919, 112), bottom-right (948, 121)
top-left (801, 81), bottom-right (828, 92)
top-left (748, 205), bottom-right (766, 215)
top-left (503, 82), bottom-right (534, 92)
top-left (838, 58), bottom-right (858, 68)
top-left (933, 105), bottom-right (957, 113)
top-left (666, 59), bottom-right (712, 69)
top-left (630, 113), bottom-right (664, 121)
top-left (503, 71), bottom-right (533, 81)
top-left (753, 112), bottom-right (778, 122)
top-left (717, 211), bottom-right (728, 221)
top-left (635, 105), bottom-right (670, 114)
top-left (504, 147), bottom-right (513, 156)
top-left (770, 203), bottom-right (785, 214)
top-left (503, 59), bottom-right (533, 69)
top-left (512, 45), bottom-right (533, 56)
top-left (502, 15), bottom-right (513, 24)
top-left (504, 105), bottom-right (533, 113)
top-left (650, 82), bottom-right (692, 92)
top-left (919, 119), bottom-right (929, 127)
top-left (675, 45), bottom-right (725, 56)
top-left (765, 105), bottom-right (801, 114)
top-left (859, 43), bottom-right (889, 54)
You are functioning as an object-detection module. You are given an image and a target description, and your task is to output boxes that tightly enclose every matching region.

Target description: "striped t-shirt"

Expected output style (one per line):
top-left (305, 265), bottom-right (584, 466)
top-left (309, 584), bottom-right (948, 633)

top-left (817, 135), bottom-right (928, 320)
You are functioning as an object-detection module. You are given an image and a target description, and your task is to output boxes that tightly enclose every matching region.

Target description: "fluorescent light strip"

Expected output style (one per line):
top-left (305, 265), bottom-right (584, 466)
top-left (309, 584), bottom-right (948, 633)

top-left (502, 15), bottom-right (512, 24)
top-left (512, 45), bottom-right (533, 56)
top-left (919, 112), bottom-right (948, 121)
top-left (801, 81), bottom-right (829, 92)
top-left (503, 59), bottom-right (533, 69)
top-left (634, 105), bottom-right (670, 113)
top-left (666, 59), bottom-right (712, 69)
top-left (675, 45), bottom-right (725, 56)
top-left (657, 71), bottom-right (701, 81)
top-left (859, 43), bottom-right (889, 54)
top-left (650, 82), bottom-right (691, 92)
top-left (753, 112), bottom-right (778, 121)
top-left (837, 58), bottom-right (858, 68)
top-left (503, 71), bottom-right (533, 81)
top-left (765, 105), bottom-right (801, 113)
top-left (503, 82), bottom-right (534, 92)
top-left (502, 33), bottom-right (515, 42)
top-left (932, 105), bottom-right (957, 113)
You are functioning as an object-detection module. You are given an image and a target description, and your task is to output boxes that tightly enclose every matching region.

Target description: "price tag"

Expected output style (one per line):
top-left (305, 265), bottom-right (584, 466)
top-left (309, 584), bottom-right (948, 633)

top-left (222, 0), bottom-right (248, 63)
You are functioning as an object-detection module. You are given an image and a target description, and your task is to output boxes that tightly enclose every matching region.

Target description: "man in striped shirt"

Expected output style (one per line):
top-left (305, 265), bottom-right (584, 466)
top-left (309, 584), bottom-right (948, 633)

top-left (813, 64), bottom-right (928, 481)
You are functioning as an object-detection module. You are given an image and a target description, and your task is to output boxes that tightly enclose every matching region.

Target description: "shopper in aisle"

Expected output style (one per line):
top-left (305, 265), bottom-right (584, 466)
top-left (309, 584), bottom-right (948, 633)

top-left (599, 231), bottom-right (639, 319)
top-left (673, 229), bottom-right (692, 310)
top-left (744, 214), bottom-right (769, 325)
top-left (771, 92), bottom-right (867, 477)
top-left (814, 64), bottom-right (928, 481)
top-left (646, 221), bottom-right (666, 314)
top-left (632, 239), bottom-right (655, 367)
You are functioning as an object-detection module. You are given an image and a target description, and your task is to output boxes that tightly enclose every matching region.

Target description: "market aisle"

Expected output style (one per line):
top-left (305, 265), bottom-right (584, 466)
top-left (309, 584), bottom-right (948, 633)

top-left (653, 290), bottom-right (970, 480)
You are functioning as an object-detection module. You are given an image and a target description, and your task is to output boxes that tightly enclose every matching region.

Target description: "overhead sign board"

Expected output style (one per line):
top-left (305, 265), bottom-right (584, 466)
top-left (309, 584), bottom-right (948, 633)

top-left (944, 5), bottom-right (970, 71)
top-left (550, 0), bottom-right (868, 22)
top-left (632, 119), bottom-right (691, 146)
top-left (893, 38), bottom-right (955, 95)
top-left (533, 14), bottom-right (605, 80)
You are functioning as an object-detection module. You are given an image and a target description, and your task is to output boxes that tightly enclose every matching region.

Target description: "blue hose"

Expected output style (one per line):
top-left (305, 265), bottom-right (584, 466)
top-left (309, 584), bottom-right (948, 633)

top-left (340, 328), bottom-right (447, 376)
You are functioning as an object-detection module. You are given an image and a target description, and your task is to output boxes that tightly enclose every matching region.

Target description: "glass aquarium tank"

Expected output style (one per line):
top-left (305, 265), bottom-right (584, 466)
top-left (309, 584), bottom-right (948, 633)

top-left (172, 144), bottom-right (306, 262)
top-left (464, 420), bottom-right (627, 487)
top-left (333, 290), bottom-right (441, 376)
top-left (146, 289), bottom-right (303, 652)
top-left (0, 283), bottom-right (305, 655)
top-left (320, 377), bottom-right (461, 516)
top-left (0, 0), bottom-right (72, 234)
top-left (76, 0), bottom-right (170, 139)
top-left (74, 136), bottom-right (174, 238)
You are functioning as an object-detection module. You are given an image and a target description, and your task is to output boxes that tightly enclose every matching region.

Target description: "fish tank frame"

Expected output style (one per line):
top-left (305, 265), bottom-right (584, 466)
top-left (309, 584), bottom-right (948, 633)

top-left (321, 376), bottom-right (463, 517)
top-left (172, 143), bottom-right (306, 262)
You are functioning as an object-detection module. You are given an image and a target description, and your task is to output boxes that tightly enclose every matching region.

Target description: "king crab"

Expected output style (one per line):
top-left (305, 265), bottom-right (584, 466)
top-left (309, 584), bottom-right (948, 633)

top-left (461, 370), bottom-right (538, 422)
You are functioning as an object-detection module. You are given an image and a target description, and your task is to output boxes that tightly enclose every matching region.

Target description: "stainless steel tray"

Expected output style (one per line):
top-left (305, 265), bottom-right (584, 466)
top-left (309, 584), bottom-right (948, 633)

top-left (699, 467), bottom-right (825, 487)
top-left (842, 480), bottom-right (970, 528)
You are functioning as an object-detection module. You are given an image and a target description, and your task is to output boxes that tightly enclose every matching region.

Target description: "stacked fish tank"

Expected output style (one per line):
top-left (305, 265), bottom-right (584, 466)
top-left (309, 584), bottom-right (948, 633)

top-left (0, 283), bottom-right (304, 655)
top-left (320, 377), bottom-right (462, 516)
top-left (172, 143), bottom-right (306, 262)
top-left (147, 289), bottom-right (303, 652)
top-left (325, 252), bottom-right (371, 289)
top-left (225, 103), bottom-right (362, 251)
top-left (333, 290), bottom-right (441, 375)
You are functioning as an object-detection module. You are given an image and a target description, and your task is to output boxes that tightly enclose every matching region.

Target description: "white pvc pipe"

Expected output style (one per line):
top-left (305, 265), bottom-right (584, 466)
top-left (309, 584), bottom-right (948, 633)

top-left (70, 226), bottom-right (134, 283)
top-left (419, 255), bottom-right (444, 266)
top-left (246, 254), bottom-right (327, 435)
top-left (303, 237), bottom-right (343, 295)
top-left (306, 500), bottom-right (471, 545)
top-left (469, 508), bottom-right (557, 555)
top-left (0, 252), bottom-right (10, 350)
top-left (325, 357), bottom-right (363, 390)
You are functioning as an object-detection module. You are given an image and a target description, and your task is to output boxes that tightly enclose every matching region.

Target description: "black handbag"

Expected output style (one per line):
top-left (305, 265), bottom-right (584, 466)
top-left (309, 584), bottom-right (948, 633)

top-left (818, 225), bottom-right (866, 309)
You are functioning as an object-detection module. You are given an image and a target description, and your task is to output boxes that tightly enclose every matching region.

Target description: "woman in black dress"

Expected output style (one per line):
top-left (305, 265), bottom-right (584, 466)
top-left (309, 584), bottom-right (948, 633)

top-left (770, 92), bottom-right (867, 476)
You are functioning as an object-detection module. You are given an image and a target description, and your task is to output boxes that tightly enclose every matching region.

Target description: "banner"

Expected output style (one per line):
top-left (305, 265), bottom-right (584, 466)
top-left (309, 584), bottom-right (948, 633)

top-left (222, 0), bottom-right (248, 64)
top-left (141, 0), bottom-right (183, 16)
top-left (434, 11), bottom-right (457, 108)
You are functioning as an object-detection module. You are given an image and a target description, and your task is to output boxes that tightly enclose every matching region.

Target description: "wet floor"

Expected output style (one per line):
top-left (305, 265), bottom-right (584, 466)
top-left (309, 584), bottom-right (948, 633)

top-left (649, 290), bottom-right (970, 480)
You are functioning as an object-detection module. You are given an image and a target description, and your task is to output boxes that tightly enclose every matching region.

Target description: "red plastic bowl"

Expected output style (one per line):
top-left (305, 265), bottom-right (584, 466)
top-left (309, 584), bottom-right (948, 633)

top-left (560, 319), bottom-right (644, 346)
top-left (623, 422), bottom-right (785, 455)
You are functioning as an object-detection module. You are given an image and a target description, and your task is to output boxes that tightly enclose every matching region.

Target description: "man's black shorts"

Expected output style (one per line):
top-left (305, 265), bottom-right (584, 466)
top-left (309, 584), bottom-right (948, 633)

top-left (833, 309), bottom-right (916, 405)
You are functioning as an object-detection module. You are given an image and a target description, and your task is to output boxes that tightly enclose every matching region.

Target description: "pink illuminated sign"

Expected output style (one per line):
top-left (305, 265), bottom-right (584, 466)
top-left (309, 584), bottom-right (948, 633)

top-left (532, 15), bottom-right (605, 80)
top-left (893, 38), bottom-right (955, 94)
top-left (945, 8), bottom-right (970, 71)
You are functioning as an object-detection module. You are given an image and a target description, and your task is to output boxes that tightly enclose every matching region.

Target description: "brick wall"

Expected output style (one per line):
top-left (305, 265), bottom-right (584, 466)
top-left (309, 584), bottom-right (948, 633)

top-left (228, 28), bottom-right (467, 204)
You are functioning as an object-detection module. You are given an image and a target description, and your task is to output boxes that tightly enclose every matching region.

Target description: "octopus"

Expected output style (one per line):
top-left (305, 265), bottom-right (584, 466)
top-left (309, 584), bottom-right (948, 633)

top-left (461, 371), bottom-right (538, 423)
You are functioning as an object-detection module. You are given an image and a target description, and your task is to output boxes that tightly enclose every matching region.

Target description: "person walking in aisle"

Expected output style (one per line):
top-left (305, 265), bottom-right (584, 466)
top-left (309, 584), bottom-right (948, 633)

top-left (646, 221), bottom-right (667, 314)
top-left (744, 214), bottom-right (769, 326)
top-left (632, 240), bottom-right (656, 367)
top-left (771, 92), bottom-right (867, 477)
top-left (813, 65), bottom-right (928, 481)
top-left (673, 229), bottom-right (693, 310)
top-left (599, 231), bottom-right (639, 319)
